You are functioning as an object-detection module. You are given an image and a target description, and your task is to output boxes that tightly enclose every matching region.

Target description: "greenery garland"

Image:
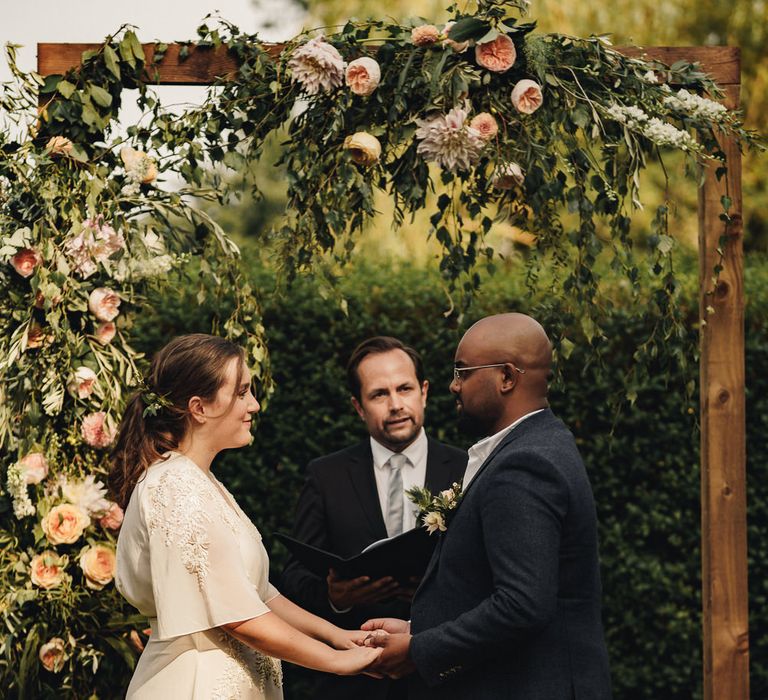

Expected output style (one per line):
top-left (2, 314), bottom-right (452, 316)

top-left (0, 0), bottom-right (761, 695)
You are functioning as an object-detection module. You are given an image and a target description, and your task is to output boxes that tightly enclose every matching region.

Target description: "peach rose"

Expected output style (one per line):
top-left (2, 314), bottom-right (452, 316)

top-left (475, 34), bottom-right (516, 73)
top-left (343, 132), bottom-right (382, 166)
top-left (67, 366), bottom-right (98, 400)
top-left (511, 79), bottom-right (544, 114)
top-left (412, 24), bottom-right (440, 46)
top-left (10, 248), bottom-right (43, 278)
top-left (39, 637), bottom-right (67, 673)
top-left (94, 321), bottom-right (116, 345)
top-left (469, 112), bottom-right (499, 141)
top-left (345, 57), bottom-right (381, 96)
top-left (88, 287), bottom-right (121, 322)
top-left (79, 543), bottom-right (117, 590)
top-left (81, 411), bottom-right (116, 448)
top-left (19, 452), bottom-right (49, 485)
top-left (30, 550), bottom-right (68, 589)
top-left (442, 21), bottom-right (469, 53)
top-left (120, 146), bottom-right (157, 184)
top-left (26, 322), bottom-right (53, 349)
top-left (41, 503), bottom-right (90, 545)
top-left (46, 136), bottom-right (73, 156)
top-left (492, 161), bottom-right (525, 190)
top-left (99, 501), bottom-right (124, 530)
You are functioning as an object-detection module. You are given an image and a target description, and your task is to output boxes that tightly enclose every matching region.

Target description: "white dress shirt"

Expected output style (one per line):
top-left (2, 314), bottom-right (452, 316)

top-left (370, 427), bottom-right (428, 532)
top-left (463, 409), bottom-right (546, 488)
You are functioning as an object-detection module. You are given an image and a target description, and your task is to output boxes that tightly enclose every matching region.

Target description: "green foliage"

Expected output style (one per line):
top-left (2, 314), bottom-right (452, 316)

top-left (129, 258), bottom-right (766, 700)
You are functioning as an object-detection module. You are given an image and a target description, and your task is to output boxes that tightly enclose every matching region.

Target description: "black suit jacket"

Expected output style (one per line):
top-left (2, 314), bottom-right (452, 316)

top-left (409, 410), bottom-right (612, 700)
top-left (280, 436), bottom-right (467, 700)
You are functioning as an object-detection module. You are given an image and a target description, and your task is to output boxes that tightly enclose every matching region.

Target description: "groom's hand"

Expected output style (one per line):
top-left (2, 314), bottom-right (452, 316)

top-left (365, 632), bottom-right (416, 679)
top-left (327, 570), bottom-right (400, 609)
top-left (361, 617), bottom-right (411, 634)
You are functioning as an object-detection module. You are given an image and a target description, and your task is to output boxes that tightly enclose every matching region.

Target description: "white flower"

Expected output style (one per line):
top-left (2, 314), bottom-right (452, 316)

top-left (288, 36), bottom-right (346, 95)
top-left (642, 69), bottom-right (659, 84)
top-left (64, 218), bottom-right (125, 278)
top-left (642, 117), bottom-right (697, 150)
top-left (663, 88), bottom-right (727, 122)
top-left (423, 511), bottom-right (447, 534)
top-left (120, 147), bottom-right (157, 185)
top-left (6, 462), bottom-right (36, 518)
top-left (492, 162), bottom-right (525, 190)
top-left (415, 105), bottom-right (486, 172)
top-left (67, 366), bottom-right (98, 400)
top-left (88, 287), bottom-right (121, 322)
top-left (61, 474), bottom-right (110, 516)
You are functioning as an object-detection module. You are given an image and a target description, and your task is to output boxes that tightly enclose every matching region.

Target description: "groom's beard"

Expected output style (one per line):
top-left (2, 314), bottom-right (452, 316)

top-left (455, 403), bottom-right (493, 439)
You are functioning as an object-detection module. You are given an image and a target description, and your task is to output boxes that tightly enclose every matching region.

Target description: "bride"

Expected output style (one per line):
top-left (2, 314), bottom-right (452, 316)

top-left (109, 334), bottom-right (381, 698)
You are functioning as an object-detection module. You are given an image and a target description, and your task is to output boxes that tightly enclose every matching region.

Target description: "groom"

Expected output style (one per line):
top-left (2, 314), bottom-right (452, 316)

top-left (363, 313), bottom-right (612, 699)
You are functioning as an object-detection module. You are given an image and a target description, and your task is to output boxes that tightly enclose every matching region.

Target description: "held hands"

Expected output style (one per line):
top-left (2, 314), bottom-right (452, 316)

top-left (330, 644), bottom-right (384, 676)
top-left (360, 618), bottom-right (416, 679)
top-left (327, 569), bottom-right (400, 608)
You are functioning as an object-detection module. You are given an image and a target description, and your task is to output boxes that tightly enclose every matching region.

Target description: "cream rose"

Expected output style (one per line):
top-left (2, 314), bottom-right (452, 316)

top-left (81, 411), bottom-right (116, 448)
top-left (344, 132), bottom-right (382, 166)
top-left (94, 321), bottom-right (116, 345)
top-left (423, 511), bottom-right (447, 534)
top-left (475, 34), bottom-right (517, 73)
top-left (41, 503), bottom-right (90, 545)
top-left (79, 543), bottom-right (117, 590)
top-left (412, 24), bottom-right (440, 46)
top-left (19, 452), bottom-right (49, 485)
top-left (88, 287), bottom-right (121, 322)
top-left (469, 112), bottom-right (499, 141)
top-left (39, 637), bottom-right (68, 673)
top-left (99, 501), bottom-right (124, 530)
top-left (120, 146), bottom-right (158, 184)
top-left (345, 57), bottom-right (381, 96)
top-left (30, 550), bottom-right (68, 589)
top-left (511, 79), bottom-right (544, 114)
top-left (492, 162), bottom-right (525, 190)
top-left (10, 248), bottom-right (43, 278)
top-left (46, 136), bottom-right (73, 156)
top-left (67, 366), bottom-right (98, 400)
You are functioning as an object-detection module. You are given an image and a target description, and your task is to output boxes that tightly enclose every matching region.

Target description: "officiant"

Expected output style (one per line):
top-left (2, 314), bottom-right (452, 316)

top-left (280, 336), bottom-right (466, 700)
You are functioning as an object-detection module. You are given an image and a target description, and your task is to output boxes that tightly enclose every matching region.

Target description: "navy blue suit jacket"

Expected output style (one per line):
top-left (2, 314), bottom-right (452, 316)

top-left (409, 410), bottom-right (612, 699)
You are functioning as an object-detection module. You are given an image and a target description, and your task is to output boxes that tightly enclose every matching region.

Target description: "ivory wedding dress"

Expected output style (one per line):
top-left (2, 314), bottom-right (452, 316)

top-left (116, 453), bottom-right (283, 699)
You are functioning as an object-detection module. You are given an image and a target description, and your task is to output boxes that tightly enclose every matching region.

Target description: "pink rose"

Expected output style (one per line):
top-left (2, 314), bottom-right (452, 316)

top-left (10, 248), bottom-right (43, 278)
top-left (94, 321), bottom-right (116, 345)
top-left (39, 638), bottom-right (67, 673)
top-left (19, 452), bottom-right (49, 485)
top-left (81, 411), bottom-right (116, 448)
top-left (475, 34), bottom-right (516, 73)
top-left (79, 543), bottom-right (117, 590)
top-left (469, 112), bottom-right (499, 141)
top-left (30, 550), bottom-right (68, 589)
top-left (511, 79), bottom-right (544, 114)
top-left (88, 287), bottom-right (121, 322)
top-left (443, 21), bottom-right (469, 53)
top-left (345, 57), bottom-right (381, 96)
top-left (99, 502), bottom-right (124, 530)
top-left (412, 25), bottom-right (440, 46)
top-left (41, 503), bottom-right (90, 545)
top-left (68, 366), bottom-right (98, 400)
top-left (46, 136), bottom-right (73, 156)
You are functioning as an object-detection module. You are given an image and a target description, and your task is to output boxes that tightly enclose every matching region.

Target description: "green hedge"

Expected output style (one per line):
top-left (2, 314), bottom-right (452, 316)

top-left (132, 258), bottom-right (767, 699)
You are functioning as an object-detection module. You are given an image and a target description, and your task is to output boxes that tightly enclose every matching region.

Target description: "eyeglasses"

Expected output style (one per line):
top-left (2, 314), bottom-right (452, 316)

top-left (452, 363), bottom-right (526, 383)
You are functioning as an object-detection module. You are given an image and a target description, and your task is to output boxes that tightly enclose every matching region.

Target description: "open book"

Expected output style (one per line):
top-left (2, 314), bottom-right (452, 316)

top-left (275, 526), bottom-right (437, 583)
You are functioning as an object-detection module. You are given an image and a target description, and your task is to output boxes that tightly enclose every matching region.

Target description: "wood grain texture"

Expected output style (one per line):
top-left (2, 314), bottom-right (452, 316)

top-left (698, 78), bottom-right (750, 700)
top-left (38, 43), bottom-right (740, 85)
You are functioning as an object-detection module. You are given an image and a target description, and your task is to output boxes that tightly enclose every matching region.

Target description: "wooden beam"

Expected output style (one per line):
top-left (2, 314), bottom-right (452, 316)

top-left (37, 43), bottom-right (740, 86)
top-left (698, 73), bottom-right (750, 698)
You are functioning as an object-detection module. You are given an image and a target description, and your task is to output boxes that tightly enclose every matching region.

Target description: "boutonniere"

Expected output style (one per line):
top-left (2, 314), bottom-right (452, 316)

top-left (406, 481), bottom-right (463, 534)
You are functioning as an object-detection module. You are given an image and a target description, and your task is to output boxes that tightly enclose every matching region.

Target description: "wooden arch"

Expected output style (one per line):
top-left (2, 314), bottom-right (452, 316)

top-left (37, 41), bottom-right (749, 699)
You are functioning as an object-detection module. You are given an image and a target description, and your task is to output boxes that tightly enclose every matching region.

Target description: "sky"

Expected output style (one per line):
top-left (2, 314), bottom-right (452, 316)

top-left (1, 0), bottom-right (304, 113)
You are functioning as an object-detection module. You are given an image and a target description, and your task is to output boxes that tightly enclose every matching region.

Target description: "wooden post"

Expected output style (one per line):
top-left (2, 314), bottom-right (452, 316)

top-left (697, 55), bottom-right (750, 700)
top-left (35, 41), bottom-right (750, 697)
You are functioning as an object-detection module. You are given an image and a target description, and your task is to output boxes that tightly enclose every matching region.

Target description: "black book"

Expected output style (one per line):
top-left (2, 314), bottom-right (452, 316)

top-left (275, 526), bottom-right (437, 584)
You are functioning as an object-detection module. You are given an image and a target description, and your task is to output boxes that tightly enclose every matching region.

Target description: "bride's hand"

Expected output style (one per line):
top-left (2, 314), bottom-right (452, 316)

top-left (330, 645), bottom-right (383, 676)
top-left (329, 629), bottom-right (370, 649)
top-left (360, 617), bottom-right (410, 635)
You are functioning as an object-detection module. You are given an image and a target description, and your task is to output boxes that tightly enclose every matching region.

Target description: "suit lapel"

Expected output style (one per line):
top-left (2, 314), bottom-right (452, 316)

top-left (345, 441), bottom-right (388, 539)
top-left (424, 438), bottom-right (451, 494)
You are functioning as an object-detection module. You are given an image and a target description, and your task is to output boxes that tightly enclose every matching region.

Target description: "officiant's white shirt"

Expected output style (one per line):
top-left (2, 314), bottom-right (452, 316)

top-left (463, 409), bottom-right (546, 487)
top-left (371, 427), bottom-right (428, 531)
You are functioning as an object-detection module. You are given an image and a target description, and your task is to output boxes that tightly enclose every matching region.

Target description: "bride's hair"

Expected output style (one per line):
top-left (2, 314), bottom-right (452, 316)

top-left (109, 333), bottom-right (245, 508)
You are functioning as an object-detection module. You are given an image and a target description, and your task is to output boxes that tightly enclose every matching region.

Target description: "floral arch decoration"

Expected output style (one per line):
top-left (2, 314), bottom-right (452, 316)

top-left (0, 0), bottom-right (759, 694)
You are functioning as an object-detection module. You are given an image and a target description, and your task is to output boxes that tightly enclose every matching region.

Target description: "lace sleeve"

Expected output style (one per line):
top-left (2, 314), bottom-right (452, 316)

top-left (147, 463), bottom-right (272, 640)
